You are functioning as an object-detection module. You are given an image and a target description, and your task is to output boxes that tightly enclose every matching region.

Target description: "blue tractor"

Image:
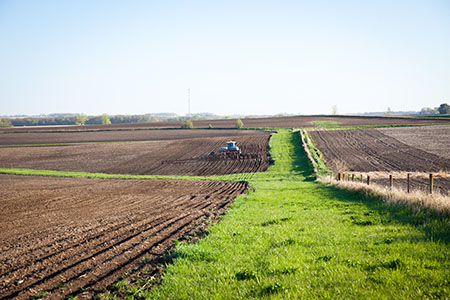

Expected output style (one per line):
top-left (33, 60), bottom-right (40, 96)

top-left (218, 141), bottom-right (241, 156)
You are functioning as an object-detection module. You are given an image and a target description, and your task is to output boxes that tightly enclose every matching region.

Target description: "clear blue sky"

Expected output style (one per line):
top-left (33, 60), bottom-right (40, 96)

top-left (1, 0), bottom-right (449, 116)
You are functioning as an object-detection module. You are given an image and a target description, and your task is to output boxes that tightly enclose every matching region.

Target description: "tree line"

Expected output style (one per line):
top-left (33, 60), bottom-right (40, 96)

top-left (0, 114), bottom-right (214, 128)
top-left (418, 103), bottom-right (450, 115)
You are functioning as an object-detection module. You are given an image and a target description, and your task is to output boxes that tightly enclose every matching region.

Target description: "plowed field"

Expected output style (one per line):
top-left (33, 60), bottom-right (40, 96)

top-left (378, 125), bottom-right (450, 160)
top-left (309, 129), bottom-right (450, 173)
top-left (2, 115), bottom-right (449, 132)
top-left (0, 134), bottom-right (271, 176)
top-left (309, 128), bottom-right (450, 194)
top-left (0, 175), bottom-right (247, 300)
top-left (0, 129), bottom-right (269, 145)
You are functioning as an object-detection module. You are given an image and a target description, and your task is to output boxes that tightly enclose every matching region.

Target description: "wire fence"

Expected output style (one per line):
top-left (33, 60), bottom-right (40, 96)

top-left (336, 172), bottom-right (450, 196)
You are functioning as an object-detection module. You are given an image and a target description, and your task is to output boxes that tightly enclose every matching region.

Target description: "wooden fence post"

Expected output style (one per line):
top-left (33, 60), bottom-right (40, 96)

top-left (367, 175), bottom-right (370, 185)
top-left (429, 174), bottom-right (434, 194)
top-left (360, 174), bottom-right (363, 183)
top-left (389, 174), bottom-right (393, 190)
top-left (338, 173), bottom-right (341, 181)
top-left (407, 173), bottom-right (410, 193)
top-left (352, 174), bottom-right (355, 181)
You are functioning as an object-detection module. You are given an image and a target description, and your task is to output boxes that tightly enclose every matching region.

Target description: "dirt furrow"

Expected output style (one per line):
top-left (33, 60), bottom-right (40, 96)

top-left (0, 134), bottom-right (271, 176)
top-left (310, 129), bottom-right (450, 173)
top-left (0, 193), bottom-right (191, 274)
top-left (0, 176), bottom-right (247, 300)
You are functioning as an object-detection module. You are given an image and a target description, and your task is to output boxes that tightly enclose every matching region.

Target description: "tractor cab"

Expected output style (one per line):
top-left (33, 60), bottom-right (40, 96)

top-left (218, 141), bottom-right (241, 154)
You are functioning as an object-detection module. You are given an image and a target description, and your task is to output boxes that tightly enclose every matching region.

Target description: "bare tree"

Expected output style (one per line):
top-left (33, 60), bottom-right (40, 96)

top-left (331, 105), bottom-right (338, 115)
top-left (386, 107), bottom-right (392, 116)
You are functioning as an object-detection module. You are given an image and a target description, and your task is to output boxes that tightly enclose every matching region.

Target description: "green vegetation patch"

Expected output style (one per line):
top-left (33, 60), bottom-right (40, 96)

top-left (312, 120), bottom-right (341, 128)
top-left (0, 167), bottom-right (222, 182)
top-left (104, 130), bottom-right (449, 299)
top-left (301, 129), bottom-right (332, 178)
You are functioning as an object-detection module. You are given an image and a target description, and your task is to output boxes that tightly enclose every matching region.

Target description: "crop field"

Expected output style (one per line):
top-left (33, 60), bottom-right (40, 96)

top-left (2, 115), bottom-right (450, 133)
top-left (0, 129), bottom-right (269, 145)
top-left (309, 127), bottom-right (450, 194)
top-left (0, 175), bottom-right (247, 299)
top-left (0, 131), bottom-right (271, 176)
top-left (379, 125), bottom-right (450, 160)
top-left (1, 121), bottom-right (449, 300)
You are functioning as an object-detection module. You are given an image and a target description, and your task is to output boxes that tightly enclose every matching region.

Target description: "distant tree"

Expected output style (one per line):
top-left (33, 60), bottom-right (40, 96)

top-left (0, 118), bottom-right (12, 128)
top-left (208, 124), bottom-right (213, 129)
top-left (419, 107), bottom-right (438, 115)
top-left (331, 105), bottom-right (338, 115)
top-left (180, 120), bottom-right (194, 129)
top-left (236, 119), bottom-right (244, 129)
top-left (75, 114), bottom-right (89, 125)
top-left (437, 103), bottom-right (450, 115)
top-left (101, 114), bottom-right (111, 125)
top-left (386, 107), bottom-right (392, 116)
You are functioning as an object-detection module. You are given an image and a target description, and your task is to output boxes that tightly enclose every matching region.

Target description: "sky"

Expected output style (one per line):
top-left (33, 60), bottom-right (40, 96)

top-left (1, 0), bottom-right (449, 116)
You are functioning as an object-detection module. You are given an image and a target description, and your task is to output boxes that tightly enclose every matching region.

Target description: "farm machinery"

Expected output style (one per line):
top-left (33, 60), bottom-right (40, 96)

top-left (217, 141), bottom-right (241, 156)
top-left (163, 140), bottom-right (266, 165)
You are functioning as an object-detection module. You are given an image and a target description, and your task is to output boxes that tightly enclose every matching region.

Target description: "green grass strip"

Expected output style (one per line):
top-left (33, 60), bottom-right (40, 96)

top-left (0, 167), bottom-right (259, 182)
top-left (0, 168), bottom-right (217, 181)
top-left (300, 129), bottom-right (332, 178)
top-left (114, 129), bottom-right (449, 300)
top-left (312, 120), bottom-right (342, 128)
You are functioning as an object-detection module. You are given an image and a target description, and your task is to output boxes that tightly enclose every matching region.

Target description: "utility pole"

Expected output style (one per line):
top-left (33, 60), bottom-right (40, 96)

top-left (187, 88), bottom-right (191, 119)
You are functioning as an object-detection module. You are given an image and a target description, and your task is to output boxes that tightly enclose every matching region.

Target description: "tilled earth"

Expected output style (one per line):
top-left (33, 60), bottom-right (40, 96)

top-left (2, 115), bottom-right (449, 133)
top-left (309, 129), bottom-right (450, 173)
top-left (378, 125), bottom-right (450, 160)
top-left (0, 134), bottom-right (271, 176)
top-left (0, 129), bottom-right (269, 145)
top-left (309, 128), bottom-right (450, 194)
top-left (0, 175), bottom-right (247, 299)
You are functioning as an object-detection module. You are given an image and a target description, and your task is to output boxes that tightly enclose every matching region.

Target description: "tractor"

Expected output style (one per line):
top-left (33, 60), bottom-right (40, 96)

top-left (218, 141), bottom-right (241, 156)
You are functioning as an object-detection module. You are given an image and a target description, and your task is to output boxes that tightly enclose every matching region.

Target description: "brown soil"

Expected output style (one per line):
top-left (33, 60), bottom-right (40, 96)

top-left (0, 129), bottom-right (269, 146)
top-left (0, 134), bottom-right (271, 176)
top-left (378, 125), bottom-right (450, 160)
top-left (310, 128), bottom-right (450, 194)
top-left (2, 115), bottom-right (449, 133)
top-left (309, 129), bottom-right (450, 173)
top-left (0, 175), bottom-right (247, 300)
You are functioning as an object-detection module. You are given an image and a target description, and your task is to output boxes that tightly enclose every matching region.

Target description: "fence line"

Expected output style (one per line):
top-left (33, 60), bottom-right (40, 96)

top-left (336, 172), bottom-right (440, 195)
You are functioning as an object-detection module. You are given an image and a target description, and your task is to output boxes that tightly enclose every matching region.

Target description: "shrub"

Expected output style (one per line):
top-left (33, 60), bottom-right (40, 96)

top-left (0, 118), bottom-right (12, 128)
top-left (438, 103), bottom-right (450, 114)
top-left (235, 119), bottom-right (244, 129)
top-left (75, 114), bottom-right (89, 125)
top-left (101, 114), bottom-right (111, 125)
top-left (180, 120), bottom-right (194, 129)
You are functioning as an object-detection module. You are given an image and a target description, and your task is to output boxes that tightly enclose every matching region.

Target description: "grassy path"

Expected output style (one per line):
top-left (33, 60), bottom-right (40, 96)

top-left (135, 130), bottom-right (449, 299)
